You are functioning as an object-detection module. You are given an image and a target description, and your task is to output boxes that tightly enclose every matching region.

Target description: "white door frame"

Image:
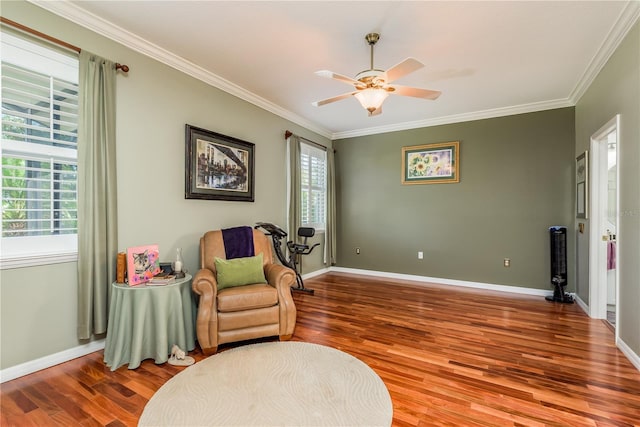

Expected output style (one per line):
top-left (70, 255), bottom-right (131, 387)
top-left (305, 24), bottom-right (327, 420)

top-left (588, 115), bottom-right (620, 331)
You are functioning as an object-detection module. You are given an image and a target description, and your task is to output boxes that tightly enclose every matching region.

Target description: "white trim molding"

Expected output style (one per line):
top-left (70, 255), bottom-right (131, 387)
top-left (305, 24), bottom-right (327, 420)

top-left (28, 0), bottom-right (333, 140)
top-left (589, 115), bottom-right (621, 320)
top-left (0, 339), bottom-right (105, 384)
top-left (569, 0), bottom-right (640, 104)
top-left (302, 267), bottom-right (330, 281)
top-left (325, 267), bottom-right (638, 371)
top-left (332, 98), bottom-right (574, 140)
top-left (617, 338), bottom-right (640, 371)
top-left (574, 294), bottom-right (590, 316)
top-left (28, 0), bottom-right (640, 141)
top-left (329, 266), bottom-right (553, 297)
top-left (0, 251), bottom-right (77, 270)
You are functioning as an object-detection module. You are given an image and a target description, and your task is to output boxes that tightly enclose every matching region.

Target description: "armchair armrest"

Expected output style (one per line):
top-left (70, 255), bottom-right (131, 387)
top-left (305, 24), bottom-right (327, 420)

top-left (264, 263), bottom-right (295, 290)
top-left (264, 263), bottom-right (296, 338)
top-left (192, 268), bottom-right (217, 296)
top-left (192, 268), bottom-right (219, 354)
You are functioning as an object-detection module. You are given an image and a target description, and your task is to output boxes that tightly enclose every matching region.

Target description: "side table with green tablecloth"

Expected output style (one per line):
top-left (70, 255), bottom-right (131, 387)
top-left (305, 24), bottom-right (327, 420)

top-left (104, 274), bottom-right (195, 371)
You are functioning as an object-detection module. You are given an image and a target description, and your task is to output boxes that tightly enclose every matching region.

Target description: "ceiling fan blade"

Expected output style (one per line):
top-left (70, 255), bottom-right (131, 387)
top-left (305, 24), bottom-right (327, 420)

top-left (384, 58), bottom-right (424, 83)
top-left (312, 91), bottom-right (356, 107)
top-left (315, 70), bottom-right (365, 88)
top-left (390, 84), bottom-right (441, 100)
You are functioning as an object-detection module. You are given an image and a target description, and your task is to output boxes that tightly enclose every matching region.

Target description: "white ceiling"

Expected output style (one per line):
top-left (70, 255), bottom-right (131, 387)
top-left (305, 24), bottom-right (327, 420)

top-left (34, 1), bottom-right (638, 139)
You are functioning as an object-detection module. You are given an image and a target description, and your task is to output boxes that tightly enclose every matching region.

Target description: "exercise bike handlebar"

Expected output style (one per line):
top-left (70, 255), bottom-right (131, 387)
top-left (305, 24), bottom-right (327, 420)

top-left (288, 242), bottom-right (320, 256)
top-left (255, 222), bottom-right (287, 239)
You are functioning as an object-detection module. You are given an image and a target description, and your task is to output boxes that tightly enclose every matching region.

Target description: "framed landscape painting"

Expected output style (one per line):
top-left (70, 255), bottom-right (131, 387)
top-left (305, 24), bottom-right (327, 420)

top-left (185, 124), bottom-right (255, 202)
top-left (402, 141), bottom-right (460, 185)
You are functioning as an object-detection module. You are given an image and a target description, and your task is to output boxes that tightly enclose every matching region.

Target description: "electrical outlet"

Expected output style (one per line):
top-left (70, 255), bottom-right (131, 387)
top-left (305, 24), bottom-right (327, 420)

top-left (356, 247), bottom-right (360, 255)
top-left (504, 258), bottom-right (511, 267)
top-left (418, 251), bottom-right (424, 260)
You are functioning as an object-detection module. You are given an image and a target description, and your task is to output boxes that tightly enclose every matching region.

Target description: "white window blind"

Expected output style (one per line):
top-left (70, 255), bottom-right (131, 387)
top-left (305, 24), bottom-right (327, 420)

top-left (1, 31), bottom-right (79, 266)
top-left (300, 141), bottom-right (326, 230)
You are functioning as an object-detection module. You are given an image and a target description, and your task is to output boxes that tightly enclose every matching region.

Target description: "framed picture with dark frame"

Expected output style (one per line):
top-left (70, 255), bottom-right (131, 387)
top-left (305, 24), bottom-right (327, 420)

top-left (185, 124), bottom-right (255, 202)
top-left (576, 151), bottom-right (588, 219)
top-left (402, 141), bottom-right (460, 185)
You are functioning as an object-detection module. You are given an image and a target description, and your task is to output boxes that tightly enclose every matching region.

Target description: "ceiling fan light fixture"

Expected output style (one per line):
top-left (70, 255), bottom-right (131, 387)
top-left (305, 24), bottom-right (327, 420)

top-left (354, 88), bottom-right (389, 114)
top-left (313, 32), bottom-right (438, 115)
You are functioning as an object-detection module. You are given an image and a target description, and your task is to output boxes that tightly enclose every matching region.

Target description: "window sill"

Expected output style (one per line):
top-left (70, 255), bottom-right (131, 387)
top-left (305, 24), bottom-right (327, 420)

top-left (0, 252), bottom-right (78, 270)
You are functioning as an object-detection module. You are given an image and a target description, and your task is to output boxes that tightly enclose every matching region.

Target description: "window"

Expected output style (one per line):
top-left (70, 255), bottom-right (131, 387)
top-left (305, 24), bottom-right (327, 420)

top-left (300, 142), bottom-right (326, 230)
top-left (1, 31), bottom-right (79, 267)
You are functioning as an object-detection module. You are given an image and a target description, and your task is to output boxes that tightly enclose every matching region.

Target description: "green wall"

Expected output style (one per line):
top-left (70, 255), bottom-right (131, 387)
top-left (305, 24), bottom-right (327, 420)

top-left (334, 108), bottom-right (575, 291)
top-left (575, 22), bottom-right (639, 356)
top-left (0, 1), bottom-right (330, 370)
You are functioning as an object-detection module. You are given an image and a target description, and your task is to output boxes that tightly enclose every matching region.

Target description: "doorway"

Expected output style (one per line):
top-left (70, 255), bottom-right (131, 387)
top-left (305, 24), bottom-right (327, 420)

top-left (589, 115), bottom-right (620, 332)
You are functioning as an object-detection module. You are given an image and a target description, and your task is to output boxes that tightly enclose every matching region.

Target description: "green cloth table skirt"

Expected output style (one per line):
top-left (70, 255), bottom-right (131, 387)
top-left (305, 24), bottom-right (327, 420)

top-left (104, 274), bottom-right (195, 370)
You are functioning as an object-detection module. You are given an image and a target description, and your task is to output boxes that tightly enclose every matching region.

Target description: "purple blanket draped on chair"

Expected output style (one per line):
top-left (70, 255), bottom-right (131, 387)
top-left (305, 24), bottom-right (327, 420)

top-left (222, 226), bottom-right (255, 259)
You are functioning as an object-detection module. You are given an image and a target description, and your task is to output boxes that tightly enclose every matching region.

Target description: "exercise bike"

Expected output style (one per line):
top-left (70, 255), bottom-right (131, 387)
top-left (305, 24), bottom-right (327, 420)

top-left (255, 222), bottom-right (318, 294)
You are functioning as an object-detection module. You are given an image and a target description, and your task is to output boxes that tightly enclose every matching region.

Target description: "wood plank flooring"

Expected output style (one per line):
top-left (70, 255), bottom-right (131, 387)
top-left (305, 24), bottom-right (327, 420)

top-left (2, 272), bottom-right (639, 426)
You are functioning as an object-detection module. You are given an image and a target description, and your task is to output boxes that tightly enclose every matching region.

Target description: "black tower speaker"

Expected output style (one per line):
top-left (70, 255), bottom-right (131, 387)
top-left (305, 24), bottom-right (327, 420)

top-left (546, 226), bottom-right (573, 303)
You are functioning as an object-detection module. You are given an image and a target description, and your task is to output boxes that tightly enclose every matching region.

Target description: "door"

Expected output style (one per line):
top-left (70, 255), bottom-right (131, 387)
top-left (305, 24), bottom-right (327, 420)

top-left (605, 133), bottom-right (617, 327)
top-left (589, 115), bottom-right (620, 332)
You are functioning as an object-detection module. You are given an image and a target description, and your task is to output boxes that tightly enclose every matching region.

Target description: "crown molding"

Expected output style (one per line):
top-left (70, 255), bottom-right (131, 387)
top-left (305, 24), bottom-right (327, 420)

top-left (28, 0), bottom-right (333, 140)
top-left (331, 98), bottom-right (574, 140)
top-left (334, 1), bottom-right (639, 140)
top-left (29, 0), bottom-right (638, 142)
top-left (569, 0), bottom-right (640, 104)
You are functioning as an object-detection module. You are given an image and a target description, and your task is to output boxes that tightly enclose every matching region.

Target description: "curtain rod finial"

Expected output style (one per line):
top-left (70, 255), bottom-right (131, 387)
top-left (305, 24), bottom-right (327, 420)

top-left (285, 130), bottom-right (293, 140)
top-left (116, 63), bottom-right (129, 73)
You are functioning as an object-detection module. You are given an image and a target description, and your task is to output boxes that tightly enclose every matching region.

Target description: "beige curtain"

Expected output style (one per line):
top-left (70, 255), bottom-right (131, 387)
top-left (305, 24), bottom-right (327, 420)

top-left (77, 51), bottom-right (118, 340)
top-left (287, 133), bottom-right (337, 266)
top-left (287, 134), bottom-right (301, 241)
top-left (325, 147), bottom-right (337, 265)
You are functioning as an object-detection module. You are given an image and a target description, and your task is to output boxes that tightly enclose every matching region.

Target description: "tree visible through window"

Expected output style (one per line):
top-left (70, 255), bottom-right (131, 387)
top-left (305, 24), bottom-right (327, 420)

top-left (1, 31), bottom-right (79, 261)
top-left (300, 142), bottom-right (326, 230)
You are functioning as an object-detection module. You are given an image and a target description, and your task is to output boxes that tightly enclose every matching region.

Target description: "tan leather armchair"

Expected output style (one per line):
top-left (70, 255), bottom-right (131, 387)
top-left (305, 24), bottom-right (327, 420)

top-left (192, 228), bottom-right (297, 355)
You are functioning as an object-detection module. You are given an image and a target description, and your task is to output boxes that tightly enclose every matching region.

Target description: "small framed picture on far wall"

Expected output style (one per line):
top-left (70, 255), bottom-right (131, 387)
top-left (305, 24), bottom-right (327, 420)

top-left (401, 141), bottom-right (460, 185)
top-left (576, 151), bottom-right (588, 219)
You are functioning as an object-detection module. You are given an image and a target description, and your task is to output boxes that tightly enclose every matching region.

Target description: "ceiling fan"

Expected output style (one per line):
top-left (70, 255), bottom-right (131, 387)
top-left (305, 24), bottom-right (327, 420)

top-left (312, 33), bottom-right (441, 117)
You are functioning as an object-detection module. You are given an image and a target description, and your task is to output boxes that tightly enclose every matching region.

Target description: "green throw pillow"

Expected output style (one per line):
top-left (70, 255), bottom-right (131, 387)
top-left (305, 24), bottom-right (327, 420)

top-left (215, 253), bottom-right (267, 290)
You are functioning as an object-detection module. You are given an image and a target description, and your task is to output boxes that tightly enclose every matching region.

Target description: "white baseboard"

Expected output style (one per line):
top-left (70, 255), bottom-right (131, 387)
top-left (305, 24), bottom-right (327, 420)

top-left (574, 294), bottom-right (590, 315)
top-left (328, 266), bottom-right (554, 297)
top-left (323, 267), bottom-right (639, 372)
top-left (573, 294), bottom-right (639, 371)
top-left (302, 267), bottom-right (330, 280)
top-left (4, 268), bottom-right (637, 383)
top-left (0, 339), bottom-right (105, 384)
top-left (617, 337), bottom-right (640, 371)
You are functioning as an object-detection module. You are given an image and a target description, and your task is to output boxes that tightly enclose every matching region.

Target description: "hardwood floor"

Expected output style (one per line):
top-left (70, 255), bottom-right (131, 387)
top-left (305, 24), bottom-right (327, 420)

top-left (2, 272), bottom-right (639, 426)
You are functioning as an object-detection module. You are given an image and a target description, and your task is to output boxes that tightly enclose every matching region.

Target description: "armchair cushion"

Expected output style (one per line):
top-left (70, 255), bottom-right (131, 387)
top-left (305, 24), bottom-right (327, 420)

top-left (215, 253), bottom-right (267, 290)
top-left (217, 284), bottom-right (278, 312)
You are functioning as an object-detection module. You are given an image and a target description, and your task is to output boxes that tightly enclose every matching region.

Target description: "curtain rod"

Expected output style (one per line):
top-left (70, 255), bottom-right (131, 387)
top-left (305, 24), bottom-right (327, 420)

top-left (1, 17), bottom-right (130, 73)
top-left (284, 130), bottom-right (328, 152)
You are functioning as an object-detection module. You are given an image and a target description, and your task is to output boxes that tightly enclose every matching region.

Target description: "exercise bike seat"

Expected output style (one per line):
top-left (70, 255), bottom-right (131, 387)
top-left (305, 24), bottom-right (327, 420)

top-left (288, 227), bottom-right (320, 255)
